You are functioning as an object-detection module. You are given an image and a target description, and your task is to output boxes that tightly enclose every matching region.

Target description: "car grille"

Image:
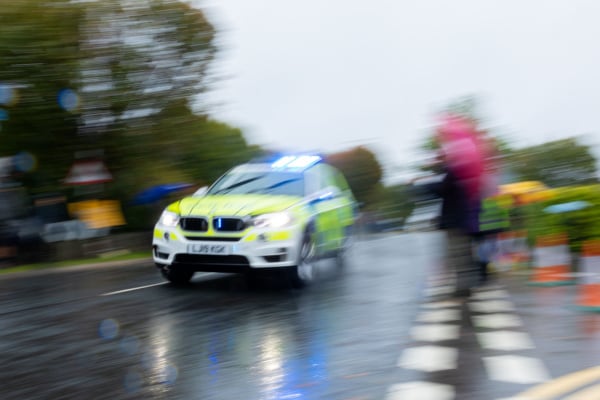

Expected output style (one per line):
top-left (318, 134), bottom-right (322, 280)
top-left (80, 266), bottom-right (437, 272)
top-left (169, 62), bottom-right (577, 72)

top-left (184, 236), bottom-right (241, 242)
top-left (174, 254), bottom-right (250, 266)
top-left (180, 217), bottom-right (208, 232)
top-left (213, 217), bottom-right (246, 232)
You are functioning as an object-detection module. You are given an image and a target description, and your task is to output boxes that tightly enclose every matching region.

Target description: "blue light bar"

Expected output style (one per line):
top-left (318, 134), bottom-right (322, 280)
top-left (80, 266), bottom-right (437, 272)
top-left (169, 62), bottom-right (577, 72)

top-left (287, 155), bottom-right (321, 168)
top-left (271, 155), bottom-right (321, 169)
top-left (271, 155), bottom-right (296, 168)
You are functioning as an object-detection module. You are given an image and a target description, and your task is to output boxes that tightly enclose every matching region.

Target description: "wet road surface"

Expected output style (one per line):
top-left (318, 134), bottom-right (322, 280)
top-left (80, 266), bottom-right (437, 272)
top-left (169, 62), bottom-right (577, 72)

top-left (1, 232), bottom-right (600, 399)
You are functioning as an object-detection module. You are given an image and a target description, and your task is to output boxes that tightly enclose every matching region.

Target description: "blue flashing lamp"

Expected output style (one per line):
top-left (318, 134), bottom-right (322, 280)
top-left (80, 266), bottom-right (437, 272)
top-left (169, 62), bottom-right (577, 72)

top-left (271, 155), bottom-right (321, 169)
top-left (271, 155), bottom-right (296, 168)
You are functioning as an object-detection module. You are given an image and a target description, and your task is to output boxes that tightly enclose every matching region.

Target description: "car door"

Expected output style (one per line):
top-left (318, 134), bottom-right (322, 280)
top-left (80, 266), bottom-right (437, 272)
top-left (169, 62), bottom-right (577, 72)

top-left (306, 164), bottom-right (349, 254)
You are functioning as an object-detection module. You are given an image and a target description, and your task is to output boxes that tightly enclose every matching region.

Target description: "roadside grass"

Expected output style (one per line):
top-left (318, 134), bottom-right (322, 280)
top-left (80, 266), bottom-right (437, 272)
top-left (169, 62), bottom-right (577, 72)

top-left (0, 251), bottom-right (152, 275)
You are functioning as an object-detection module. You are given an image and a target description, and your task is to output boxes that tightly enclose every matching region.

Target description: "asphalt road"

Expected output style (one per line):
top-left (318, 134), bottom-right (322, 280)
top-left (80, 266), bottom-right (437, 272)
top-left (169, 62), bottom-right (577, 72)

top-left (1, 232), bottom-right (600, 400)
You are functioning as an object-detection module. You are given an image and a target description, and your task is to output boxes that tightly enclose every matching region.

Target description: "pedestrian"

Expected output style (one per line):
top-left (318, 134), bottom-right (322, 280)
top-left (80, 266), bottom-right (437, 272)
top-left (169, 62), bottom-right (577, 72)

top-left (412, 114), bottom-right (487, 297)
top-left (472, 138), bottom-right (510, 284)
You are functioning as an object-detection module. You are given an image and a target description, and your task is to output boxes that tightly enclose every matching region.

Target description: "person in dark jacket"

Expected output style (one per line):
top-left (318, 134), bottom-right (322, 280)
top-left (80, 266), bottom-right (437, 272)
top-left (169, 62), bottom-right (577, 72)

top-left (414, 165), bottom-right (480, 297)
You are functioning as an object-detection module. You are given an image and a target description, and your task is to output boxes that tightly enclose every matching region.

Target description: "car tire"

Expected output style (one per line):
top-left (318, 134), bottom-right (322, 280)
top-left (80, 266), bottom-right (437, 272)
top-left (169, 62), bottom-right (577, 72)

top-left (335, 225), bottom-right (354, 269)
top-left (289, 229), bottom-right (316, 288)
top-left (160, 266), bottom-right (194, 285)
top-left (244, 270), bottom-right (262, 289)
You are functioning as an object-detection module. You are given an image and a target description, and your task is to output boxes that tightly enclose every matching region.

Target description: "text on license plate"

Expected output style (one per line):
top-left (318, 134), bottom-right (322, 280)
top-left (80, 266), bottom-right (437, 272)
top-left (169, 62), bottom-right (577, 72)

top-left (188, 243), bottom-right (229, 255)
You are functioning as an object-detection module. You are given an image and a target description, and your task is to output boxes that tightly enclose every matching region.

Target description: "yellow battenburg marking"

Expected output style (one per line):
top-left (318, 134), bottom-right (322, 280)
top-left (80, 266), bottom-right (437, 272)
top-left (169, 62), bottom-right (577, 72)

top-left (243, 233), bottom-right (257, 242)
top-left (154, 229), bottom-right (163, 239)
top-left (270, 231), bottom-right (291, 241)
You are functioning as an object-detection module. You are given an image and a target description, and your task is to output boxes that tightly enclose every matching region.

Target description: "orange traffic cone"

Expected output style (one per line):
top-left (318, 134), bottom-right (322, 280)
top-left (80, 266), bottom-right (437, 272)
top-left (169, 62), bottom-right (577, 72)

top-left (576, 240), bottom-right (600, 311)
top-left (528, 233), bottom-right (575, 286)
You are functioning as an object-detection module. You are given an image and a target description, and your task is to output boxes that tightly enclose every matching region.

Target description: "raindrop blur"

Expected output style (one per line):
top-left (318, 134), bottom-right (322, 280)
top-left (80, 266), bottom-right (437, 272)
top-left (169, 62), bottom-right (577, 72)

top-left (57, 88), bottom-right (80, 112)
top-left (13, 152), bottom-right (36, 173)
top-left (124, 369), bottom-right (142, 393)
top-left (141, 350), bottom-right (156, 370)
top-left (98, 319), bottom-right (119, 340)
top-left (0, 84), bottom-right (16, 106)
top-left (120, 336), bottom-right (140, 356)
top-left (160, 364), bottom-right (178, 385)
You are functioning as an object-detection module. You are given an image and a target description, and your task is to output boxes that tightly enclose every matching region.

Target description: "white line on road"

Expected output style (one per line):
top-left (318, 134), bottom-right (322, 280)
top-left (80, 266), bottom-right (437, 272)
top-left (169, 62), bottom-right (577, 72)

top-left (100, 282), bottom-right (167, 296)
top-left (99, 272), bottom-right (223, 296)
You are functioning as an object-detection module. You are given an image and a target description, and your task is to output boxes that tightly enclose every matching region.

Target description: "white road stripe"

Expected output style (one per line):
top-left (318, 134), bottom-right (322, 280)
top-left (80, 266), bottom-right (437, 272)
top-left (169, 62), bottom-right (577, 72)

top-left (100, 272), bottom-right (224, 296)
top-left (101, 282), bottom-right (168, 296)
top-left (398, 346), bottom-right (458, 372)
top-left (470, 289), bottom-right (509, 300)
top-left (483, 355), bottom-right (550, 384)
top-left (422, 300), bottom-right (462, 309)
top-left (411, 324), bottom-right (460, 342)
top-left (469, 300), bottom-right (516, 313)
top-left (477, 331), bottom-right (535, 351)
top-left (473, 313), bottom-right (523, 329)
top-left (416, 309), bottom-right (461, 322)
top-left (386, 381), bottom-right (455, 400)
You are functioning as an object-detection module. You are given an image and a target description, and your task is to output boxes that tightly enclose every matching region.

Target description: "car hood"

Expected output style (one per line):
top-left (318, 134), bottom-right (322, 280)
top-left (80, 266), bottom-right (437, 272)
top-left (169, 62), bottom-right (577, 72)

top-left (173, 194), bottom-right (303, 217)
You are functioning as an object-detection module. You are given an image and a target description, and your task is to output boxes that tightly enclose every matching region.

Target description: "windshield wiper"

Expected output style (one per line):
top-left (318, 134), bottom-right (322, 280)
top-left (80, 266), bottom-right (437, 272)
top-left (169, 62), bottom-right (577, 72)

top-left (260, 178), bottom-right (301, 193)
top-left (210, 175), bottom-right (267, 195)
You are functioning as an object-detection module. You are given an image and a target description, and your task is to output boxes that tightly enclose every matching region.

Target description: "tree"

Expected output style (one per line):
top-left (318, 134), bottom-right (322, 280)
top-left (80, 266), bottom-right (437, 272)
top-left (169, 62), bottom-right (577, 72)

top-left (0, 1), bottom-right (261, 192)
top-left (326, 146), bottom-right (383, 207)
top-left (0, 0), bottom-right (84, 192)
top-left (508, 138), bottom-right (598, 187)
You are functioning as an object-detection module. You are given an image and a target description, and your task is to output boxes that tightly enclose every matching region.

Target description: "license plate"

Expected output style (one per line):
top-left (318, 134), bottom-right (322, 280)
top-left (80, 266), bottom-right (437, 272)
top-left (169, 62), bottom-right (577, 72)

top-left (188, 243), bottom-right (230, 255)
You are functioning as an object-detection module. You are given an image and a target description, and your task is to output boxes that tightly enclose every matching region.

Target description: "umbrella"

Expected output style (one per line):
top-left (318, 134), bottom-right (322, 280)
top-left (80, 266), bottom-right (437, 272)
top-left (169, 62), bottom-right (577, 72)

top-left (499, 181), bottom-right (554, 205)
top-left (543, 201), bottom-right (591, 214)
top-left (132, 183), bottom-right (193, 205)
top-left (436, 114), bottom-right (486, 201)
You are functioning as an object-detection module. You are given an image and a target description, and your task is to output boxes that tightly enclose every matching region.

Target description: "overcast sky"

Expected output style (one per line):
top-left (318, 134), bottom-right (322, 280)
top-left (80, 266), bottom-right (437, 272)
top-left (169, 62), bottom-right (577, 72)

top-left (197, 0), bottom-right (600, 182)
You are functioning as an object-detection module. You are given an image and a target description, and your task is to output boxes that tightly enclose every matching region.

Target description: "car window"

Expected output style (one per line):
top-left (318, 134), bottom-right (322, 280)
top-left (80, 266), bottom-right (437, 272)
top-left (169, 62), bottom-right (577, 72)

top-left (207, 170), bottom-right (305, 196)
top-left (303, 167), bottom-right (320, 196)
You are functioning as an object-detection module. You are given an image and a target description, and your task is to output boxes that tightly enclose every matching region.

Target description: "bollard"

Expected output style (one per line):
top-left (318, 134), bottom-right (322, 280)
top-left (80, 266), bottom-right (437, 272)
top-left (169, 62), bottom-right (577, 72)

top-left (528, 233), bottom-right (575, 286)
top-left (576, 239), bottom-right (600, 311)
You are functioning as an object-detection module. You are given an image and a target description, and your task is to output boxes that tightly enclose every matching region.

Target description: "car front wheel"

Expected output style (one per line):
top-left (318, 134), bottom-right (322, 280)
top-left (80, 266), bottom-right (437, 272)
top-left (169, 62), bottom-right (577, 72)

top-left (160, 265), bottom-right (194, 285)
top-left (289, 230), bottom-right (316, 288)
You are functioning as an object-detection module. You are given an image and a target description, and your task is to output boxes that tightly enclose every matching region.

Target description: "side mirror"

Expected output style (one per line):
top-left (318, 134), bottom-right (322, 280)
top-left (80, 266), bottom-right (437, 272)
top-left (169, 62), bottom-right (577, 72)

top-left (193, 186), bottom-right (208, 197)
top-left (309, 186), bottom-right (340, 204)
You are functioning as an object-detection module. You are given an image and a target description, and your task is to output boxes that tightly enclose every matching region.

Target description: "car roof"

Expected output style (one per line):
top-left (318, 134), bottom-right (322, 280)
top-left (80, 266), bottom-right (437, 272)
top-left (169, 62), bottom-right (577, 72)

top-left (233, 155), bottom-right (324, 174)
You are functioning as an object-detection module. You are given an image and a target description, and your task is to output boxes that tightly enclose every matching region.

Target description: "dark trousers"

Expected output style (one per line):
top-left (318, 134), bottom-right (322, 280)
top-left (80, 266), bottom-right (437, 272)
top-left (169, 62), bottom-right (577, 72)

top-left (446, 228), bottom-right (478, 295)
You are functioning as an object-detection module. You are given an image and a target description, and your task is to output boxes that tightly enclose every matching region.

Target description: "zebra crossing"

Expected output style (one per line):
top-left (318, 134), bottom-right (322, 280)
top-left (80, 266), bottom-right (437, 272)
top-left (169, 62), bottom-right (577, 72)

top-left (385, 278), bottom-right (551, 399)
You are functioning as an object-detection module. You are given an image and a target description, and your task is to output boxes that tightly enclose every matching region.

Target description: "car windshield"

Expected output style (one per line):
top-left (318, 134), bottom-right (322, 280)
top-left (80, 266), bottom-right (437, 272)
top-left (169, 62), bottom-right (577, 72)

top-left (207, 171), bottom-right (305, 196)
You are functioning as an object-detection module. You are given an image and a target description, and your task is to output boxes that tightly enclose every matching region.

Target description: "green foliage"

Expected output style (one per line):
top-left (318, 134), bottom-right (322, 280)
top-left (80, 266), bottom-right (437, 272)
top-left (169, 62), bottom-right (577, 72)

top-left (0, 0), bottom-right (266, 230)
top-left (374, 183), bottom-right (416, 221)
top-left (522, 185), bottom-right (600, 253)
top-left (325, 146), bottom-right (383, 207)
top-left (0, 0), bottom-right (83, 192)
top-left (507, 138), bottom-right (597, 187)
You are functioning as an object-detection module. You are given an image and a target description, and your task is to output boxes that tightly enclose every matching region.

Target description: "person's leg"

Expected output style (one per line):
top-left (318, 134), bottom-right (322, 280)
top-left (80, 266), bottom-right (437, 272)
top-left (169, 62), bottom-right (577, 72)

top-left (474, 236), bottom-right (489, 284)
top-left (447, 228), bottom-right (478, 296)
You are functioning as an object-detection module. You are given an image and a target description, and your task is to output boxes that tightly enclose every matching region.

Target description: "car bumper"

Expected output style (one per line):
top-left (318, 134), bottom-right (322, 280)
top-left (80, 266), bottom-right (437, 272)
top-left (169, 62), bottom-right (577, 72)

top-left (152, 224), bottom-right (303, 272)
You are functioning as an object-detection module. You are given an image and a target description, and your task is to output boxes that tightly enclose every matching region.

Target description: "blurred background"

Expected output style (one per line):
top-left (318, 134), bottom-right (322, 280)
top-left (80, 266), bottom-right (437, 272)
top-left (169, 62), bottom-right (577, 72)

top-left (0, 0), bottom-right (598, 264)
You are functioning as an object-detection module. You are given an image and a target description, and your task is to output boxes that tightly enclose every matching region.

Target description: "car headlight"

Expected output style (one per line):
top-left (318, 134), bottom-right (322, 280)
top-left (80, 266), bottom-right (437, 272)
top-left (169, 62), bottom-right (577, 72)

top-left (253, 212), bottom-right (293, 228)
top-left (159, 210), bottom-right (180, 227)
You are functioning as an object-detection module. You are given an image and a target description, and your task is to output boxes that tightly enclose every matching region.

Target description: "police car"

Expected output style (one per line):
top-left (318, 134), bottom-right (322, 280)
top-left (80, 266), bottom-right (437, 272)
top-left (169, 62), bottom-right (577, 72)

top-left (152, 155), bottom-right (357, 287)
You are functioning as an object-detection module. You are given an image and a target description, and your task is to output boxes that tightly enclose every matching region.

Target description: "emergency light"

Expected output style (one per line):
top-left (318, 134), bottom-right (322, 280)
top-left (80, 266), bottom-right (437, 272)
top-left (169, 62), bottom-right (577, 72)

top-left (271, 155), bottom-right (321, 169)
